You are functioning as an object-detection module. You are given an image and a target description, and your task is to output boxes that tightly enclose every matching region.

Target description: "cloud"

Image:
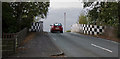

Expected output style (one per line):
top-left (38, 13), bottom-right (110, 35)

top-left (50, 0), bottom-right (82, 2)
top-left (50, 2), bottom-right (83, 9)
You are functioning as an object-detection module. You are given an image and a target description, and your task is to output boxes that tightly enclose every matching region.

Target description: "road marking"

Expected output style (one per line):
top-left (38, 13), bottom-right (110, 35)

top-left (51, 36), bottom-right (56, 41)
top-left (91, 43), bottom-right (112, 53)
top-left (53, 38), bottom-right (56, 40)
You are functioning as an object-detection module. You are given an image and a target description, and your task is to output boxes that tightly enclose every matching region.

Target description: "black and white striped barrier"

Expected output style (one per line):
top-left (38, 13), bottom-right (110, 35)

top-left (29, 21), bottom-right (43, 32)
top-left (82, 24), bottom-right (104, 35)
top-left (71, 24), bottom-right (105, 35)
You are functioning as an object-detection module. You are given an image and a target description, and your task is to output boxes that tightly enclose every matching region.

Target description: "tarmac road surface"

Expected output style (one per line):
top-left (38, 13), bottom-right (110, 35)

top-left (48, 32), bottom-right (119, 57)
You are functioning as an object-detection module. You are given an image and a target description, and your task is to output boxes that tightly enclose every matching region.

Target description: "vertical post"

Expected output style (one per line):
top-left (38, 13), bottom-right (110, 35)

top-left (14, 38), bottom-right (16, 53)
top-left (40, 21), bottom-right (43, 34)
top-left (64, 12), bottom-right (66, 32)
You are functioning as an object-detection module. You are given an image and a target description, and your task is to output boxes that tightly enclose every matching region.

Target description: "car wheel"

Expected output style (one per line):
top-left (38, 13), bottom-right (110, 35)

top-left (51, 31), bottom-right (54, 33)
top-left (60, 31), bottom-right (63, 33)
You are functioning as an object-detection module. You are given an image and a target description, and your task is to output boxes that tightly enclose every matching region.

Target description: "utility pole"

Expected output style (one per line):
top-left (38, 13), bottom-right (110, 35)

top-left (64, 12), bottom-right (66, 32)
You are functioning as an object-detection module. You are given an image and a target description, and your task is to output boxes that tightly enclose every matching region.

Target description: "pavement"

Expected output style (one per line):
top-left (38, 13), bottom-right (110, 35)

top-left (9, 32), bottom-right (62, 57)
top-left (48, 32), bottom-right (119, 57)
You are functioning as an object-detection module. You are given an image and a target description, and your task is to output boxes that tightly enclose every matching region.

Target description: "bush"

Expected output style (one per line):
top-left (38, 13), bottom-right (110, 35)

top-left (66, 30), bottom-right (71, 32)
top-left (78, 14), bottom-right (88, 24)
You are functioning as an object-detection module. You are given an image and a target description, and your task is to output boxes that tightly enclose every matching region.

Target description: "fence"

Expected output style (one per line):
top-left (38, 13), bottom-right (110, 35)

top-left (16, 28), bottom-right (27, 47)
top-left (71, 24), bottom-right (105, 35)
top-left (2, 28), bottom-right (28, 57)
top-left (2, 33), bottom-right (16, 57)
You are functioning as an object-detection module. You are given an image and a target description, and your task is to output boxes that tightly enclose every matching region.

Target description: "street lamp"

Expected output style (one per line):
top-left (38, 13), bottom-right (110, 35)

top-left (64, 12), bottom-right (66, 32)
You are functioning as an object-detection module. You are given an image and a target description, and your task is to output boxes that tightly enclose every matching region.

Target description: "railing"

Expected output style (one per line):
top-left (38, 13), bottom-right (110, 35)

top-left (16, 28), bottom-right (27, 47)
top-left (2, 28), bottom-right (28, 57)
top-left (2, 38), bottom-right (16, 57)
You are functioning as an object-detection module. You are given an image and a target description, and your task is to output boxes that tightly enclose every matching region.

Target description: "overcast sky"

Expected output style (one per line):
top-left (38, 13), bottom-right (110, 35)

top-left (50, 0), bottom-right (83, 9)
top-left (50, 0), bottom-right (82, 2)
top-left (43, 0), bottom-right (84, 32)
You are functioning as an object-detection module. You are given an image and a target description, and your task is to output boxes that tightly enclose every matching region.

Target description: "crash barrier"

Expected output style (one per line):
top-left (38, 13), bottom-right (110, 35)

top-left (29, 21), bottom-right (43, 32)
top-left (2, 28), bottom-right (28, 57)
top-left (71, 24), bottom-right (105, 35)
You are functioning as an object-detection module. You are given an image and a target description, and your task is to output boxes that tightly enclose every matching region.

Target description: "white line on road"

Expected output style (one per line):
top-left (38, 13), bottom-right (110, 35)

top-left (53, 38), bottom-right (56, 40)
top-left (91, 43), bottom-right (112, 53)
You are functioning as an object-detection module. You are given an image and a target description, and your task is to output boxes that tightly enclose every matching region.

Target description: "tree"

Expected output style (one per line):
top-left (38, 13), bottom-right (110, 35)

top-left (83, 2), bottom-right (119, 27)
top-left (78, 14), bottom-right (87, 24)
top-left (2, 2), bottom-right (17, 33)
top-left (99, 2), bottom-right (118, 26)
top-left (2, 2), bottom-right (50, 33)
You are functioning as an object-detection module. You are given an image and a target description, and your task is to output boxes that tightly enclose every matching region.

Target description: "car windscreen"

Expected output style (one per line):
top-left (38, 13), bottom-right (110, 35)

top-left (54, 23), bottom-right (62, 26)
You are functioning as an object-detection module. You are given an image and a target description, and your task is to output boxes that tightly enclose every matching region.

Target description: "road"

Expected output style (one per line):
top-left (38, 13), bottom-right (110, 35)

top-left (48, 32), bottom-right (119, 57)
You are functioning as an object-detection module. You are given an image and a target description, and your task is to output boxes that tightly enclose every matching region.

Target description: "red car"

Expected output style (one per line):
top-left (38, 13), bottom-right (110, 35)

top-left (50, 23), bottom-right (63, 33)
